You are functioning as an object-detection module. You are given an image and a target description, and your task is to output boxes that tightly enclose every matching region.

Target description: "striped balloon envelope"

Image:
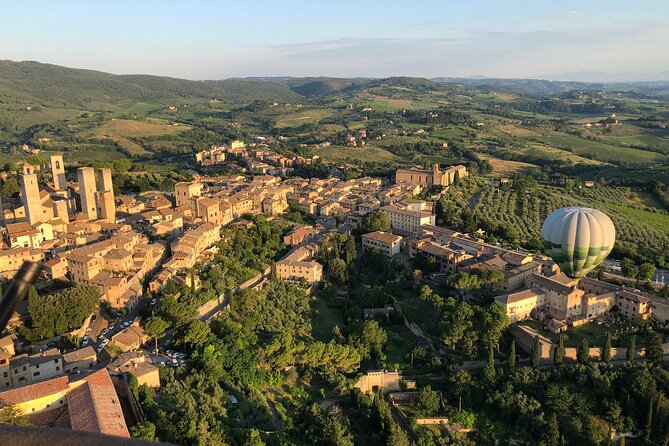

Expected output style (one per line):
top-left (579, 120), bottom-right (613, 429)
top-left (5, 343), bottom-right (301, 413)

top-left (541, 207), bottom-right (616, 278)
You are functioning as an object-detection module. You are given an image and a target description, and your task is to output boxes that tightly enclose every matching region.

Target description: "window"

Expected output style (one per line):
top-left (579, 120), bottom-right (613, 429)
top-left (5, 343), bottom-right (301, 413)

top-left (33, 371), bottom-right (40, 377)
top-left (18, 376), bottom-right (25, 382)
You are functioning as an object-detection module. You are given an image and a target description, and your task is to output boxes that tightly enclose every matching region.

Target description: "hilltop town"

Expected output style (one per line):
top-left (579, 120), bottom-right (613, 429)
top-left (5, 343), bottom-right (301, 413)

top-left (0, 136), bottom-right (667, 444)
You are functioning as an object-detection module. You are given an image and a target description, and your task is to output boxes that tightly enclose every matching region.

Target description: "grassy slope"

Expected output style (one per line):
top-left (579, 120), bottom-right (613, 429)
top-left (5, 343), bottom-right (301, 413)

top-left (90, 119), bottom-right (191, 156)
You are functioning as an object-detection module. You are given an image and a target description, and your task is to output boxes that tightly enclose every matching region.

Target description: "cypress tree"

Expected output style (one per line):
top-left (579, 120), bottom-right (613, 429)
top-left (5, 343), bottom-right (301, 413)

top-left (482, 345), bottom-right (496, 383)
top-left (602, 332), bottom-right (612, 364)
top-left (508, 339), bottom-right (516, 368)
top-left (627, 335), bottom-right (636, 362)
top-left (578, 338), bottom-right (589, 364)
top-left (531, 335), bottom-right (540, 368)
top-left (554, 334), bottom-right (564, 366)
top-left (546, 413), bottom-right (560, 446)
top-left (645, 395), bottom-right (654, 442)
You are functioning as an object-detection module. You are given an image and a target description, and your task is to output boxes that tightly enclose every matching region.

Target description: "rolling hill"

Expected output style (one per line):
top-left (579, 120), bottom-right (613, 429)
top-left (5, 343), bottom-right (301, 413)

top-left (0, 60), bottom-right (301, 107)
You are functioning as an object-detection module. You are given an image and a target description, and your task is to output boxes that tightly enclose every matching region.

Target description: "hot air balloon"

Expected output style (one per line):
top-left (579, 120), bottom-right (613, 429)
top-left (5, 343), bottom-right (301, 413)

top-left (541, 207), bottom-right (615, 278)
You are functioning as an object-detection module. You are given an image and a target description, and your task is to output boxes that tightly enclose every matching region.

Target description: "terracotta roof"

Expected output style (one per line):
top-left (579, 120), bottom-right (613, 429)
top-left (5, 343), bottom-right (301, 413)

top-left (496, 287), bottom-right (544, 305)
top-left (528, 273), bottom-right (574, 295)
top-left (62, 346), bottom-right (96, 364)
top-left (67, 369), bottom-right (129, 438)
top-left (617, 289), bottom-right (651, 304)
top-left (362, 231), bottom-right (402, 245)
top-left (0, 375), bottom-right (69, 404)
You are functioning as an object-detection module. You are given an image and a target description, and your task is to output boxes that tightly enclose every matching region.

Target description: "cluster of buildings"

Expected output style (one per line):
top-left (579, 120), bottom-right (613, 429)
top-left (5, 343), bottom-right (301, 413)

top-left (195, 140), bottom-right (316, 176)
top-left (395, 163), bottom-right (468, 188)
top-left (0, 332), bottom-right (159, 438)
top-left (359, 219), bottom-right (660, 332)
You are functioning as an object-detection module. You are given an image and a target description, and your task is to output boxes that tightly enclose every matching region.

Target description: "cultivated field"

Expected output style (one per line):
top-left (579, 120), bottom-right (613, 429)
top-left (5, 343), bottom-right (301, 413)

top-left (312, 144), bottom-right (397, 163)
top-left (91, 119), bottom-right (190, 156)
top-left (274, 109), bottom-right (333, 128)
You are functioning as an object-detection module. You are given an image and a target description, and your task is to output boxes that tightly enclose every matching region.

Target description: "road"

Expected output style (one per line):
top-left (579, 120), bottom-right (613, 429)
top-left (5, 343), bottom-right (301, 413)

top-left (602, 259), bottom-right (669, 286)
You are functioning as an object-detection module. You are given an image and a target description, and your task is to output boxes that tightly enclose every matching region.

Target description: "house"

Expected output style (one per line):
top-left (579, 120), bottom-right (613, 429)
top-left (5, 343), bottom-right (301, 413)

top-left (380, 203), bottom-right (435, 236)
top-left (283, 226), bottom-right (318, 246)
top-left (110, 320), bottom-right (148, 352)
top-left (62, 346), bottom-right (97, 373)
top-left (8, 348), bottom-right (63, 387)
top-left (67, 369), bottom-right (130, 438)
top-left (361, 231), bottom-right (402, 257)
top-left (0, 374), bottom-right (70, 415)
top-left (108, 352), bottom-right (160, 388)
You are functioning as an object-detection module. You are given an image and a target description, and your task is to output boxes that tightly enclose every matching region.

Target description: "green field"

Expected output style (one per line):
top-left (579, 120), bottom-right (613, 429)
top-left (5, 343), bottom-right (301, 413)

top-left (535, 135), bottom-right (663, 163)
top-left (312, 144), bottom-right (397, 163)
top-left (599, 134), bottom-right (669, 152)
top-left (310, 297), bottom-right (343, 342)
top-left (274, 109), bottom-right (334, 128)
top-left (58, 146), bottom-right (128, 161)
top-left (89, 119), bottom-right (190, 156)
top-left (608, 205), bottom-right (669, 233)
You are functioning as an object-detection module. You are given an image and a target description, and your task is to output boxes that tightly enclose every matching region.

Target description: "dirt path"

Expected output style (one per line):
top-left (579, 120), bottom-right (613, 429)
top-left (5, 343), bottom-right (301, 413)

top-left (263, 390), bottom-right (284, 432)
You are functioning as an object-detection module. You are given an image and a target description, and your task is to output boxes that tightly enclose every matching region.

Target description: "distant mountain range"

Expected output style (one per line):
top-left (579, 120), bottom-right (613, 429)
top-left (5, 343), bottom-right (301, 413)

top-left (1, 60), bottom-right (668, 108)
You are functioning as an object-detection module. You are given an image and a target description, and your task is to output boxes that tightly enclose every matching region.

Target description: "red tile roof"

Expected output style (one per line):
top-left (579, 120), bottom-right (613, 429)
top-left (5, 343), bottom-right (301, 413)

top-left (0, 375), bottom-right (69, 404)
top-left (67, 369), bottom-right (129, 438)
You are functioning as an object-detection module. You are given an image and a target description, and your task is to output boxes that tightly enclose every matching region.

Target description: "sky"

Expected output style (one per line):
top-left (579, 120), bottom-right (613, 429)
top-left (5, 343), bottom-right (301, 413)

top-left (2, 0), bottom-right (669, 81)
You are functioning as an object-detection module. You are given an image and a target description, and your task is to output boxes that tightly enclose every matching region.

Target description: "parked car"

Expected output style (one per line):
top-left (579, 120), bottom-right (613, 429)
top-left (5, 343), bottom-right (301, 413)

top-left (82, 336), bottom-right (89, 346)
top-left (171, 359), bottom-right (178, 366)
top-left (123, 321), bottom-right (131, 328)
top-left (108, 324), bottom-right (116, 331)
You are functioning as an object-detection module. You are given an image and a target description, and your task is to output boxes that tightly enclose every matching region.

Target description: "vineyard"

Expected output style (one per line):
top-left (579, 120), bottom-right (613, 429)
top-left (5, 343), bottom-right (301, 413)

top-left (455, 179), bottom-right (669, 260)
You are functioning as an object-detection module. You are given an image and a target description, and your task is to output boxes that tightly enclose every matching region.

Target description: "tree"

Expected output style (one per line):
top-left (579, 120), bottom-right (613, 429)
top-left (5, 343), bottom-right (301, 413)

top-left (646, 332), bottom-right (664, 366)
top-left (602, 332), bottom-right (612, 364)
top-left (531, 335), bottom-right (540, 368)
top-left (182, 320), bottom-right (211, 347)
top-left (244, 429), bottom-right (265, 446)
top-left (130, 421), bottom-right (158, 441)
top-left (637, 263), bottom-right (656, 287)
top-left (621, 258), bottom-right (637, 280)
top-left (360, 320), bottom-right (388, 359)
top-left (545, 413), bottom-right (560, 446)
top-left (416, 385), bottom-right (440, 415)
top-left (0, 178), bottom-right (20, 199)
top-left (27, 284), bottom-right (100, 340)
top-left (329, 257), bottom-right (349, 285)
top-left (482, 345), bottom-right (496, 383)
top-left (321, 407), bottom-right (354, 446)
top-left (476, 303), bottom-right (510, 349)
top-left (387, 425), bottom-right (411, 446)
top-left (645, 395), bottom-right (654, 442)
top-left (578, 338), bottom-right (589, 364)
top-left (554, 334), bottom-right (564, 366)
top-left (0, 402), bottom-right (26, 426)
top-left (627, 335), bottom-right (636, 362)
top-left (143, 316), bottom-right (169, 355)
top-left (508, 339), bottom-right (516, 368)
top-left (127, 373), bottom-right (139, 397)
top-left (362, 211), bottom-right (390, 233)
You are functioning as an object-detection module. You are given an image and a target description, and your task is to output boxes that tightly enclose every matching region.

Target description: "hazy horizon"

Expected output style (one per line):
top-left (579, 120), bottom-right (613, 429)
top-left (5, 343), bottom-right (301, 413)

top-left (3, 0), bottom-right (669, 82)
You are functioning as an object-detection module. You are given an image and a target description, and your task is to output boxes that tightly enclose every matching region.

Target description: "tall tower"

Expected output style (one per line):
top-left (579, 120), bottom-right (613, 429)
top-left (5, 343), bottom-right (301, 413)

top-left (50, 154), bottom-right (67, 190)
top-left (20, 163), bottom-right (44, 224)
top-left (77, 167), bottom-right (98, 220)
top-left (96, 168), bottom-right (116, 223)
